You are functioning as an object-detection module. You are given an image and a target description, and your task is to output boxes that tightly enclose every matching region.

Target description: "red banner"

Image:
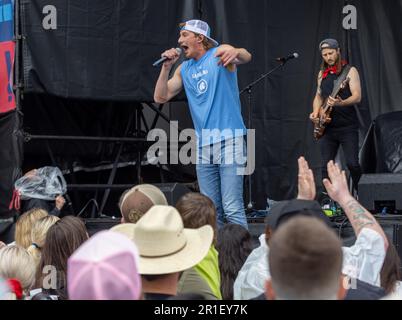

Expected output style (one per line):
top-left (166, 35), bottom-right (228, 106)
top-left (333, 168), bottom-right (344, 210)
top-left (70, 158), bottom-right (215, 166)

top-left (0, 41), bottom-right (15, 113)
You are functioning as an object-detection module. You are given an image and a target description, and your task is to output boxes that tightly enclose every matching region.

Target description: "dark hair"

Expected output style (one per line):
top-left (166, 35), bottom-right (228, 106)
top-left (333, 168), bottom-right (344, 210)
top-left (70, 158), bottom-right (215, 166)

top-left (176, 193), bottom-right (217, 245)
top-left (380, 241), bottom-right (401, 294)
top-left (216, 224), bottom-right (253, 300)
top-left (142, 274), bottom-right (166, 282)
top-left (36, 216), bottom-right (88, 300)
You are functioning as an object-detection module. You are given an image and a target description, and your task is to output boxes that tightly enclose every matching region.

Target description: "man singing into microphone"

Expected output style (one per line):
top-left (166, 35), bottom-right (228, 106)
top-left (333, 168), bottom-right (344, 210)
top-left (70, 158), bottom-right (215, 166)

top-left (310, 39), bottom-right (362, 193)
top-left (154, 20), bottom-right (252, 229)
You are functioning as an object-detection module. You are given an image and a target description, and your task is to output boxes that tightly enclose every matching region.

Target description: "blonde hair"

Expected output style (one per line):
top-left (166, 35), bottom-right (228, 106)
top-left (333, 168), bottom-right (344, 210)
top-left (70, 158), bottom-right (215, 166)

top-left (15, 209), bottom-right (48, 249)
top-left (0, 246), bottom-right (36, 295)
top-left (27, 215), bottom-right (60, 265)
top-left (179, 22), bottom-right (215, 51)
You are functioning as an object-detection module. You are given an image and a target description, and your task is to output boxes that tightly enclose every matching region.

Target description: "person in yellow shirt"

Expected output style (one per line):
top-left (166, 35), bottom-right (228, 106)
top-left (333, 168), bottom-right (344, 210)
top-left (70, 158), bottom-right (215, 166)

top-left (176, 192), bottom-right (222, 299)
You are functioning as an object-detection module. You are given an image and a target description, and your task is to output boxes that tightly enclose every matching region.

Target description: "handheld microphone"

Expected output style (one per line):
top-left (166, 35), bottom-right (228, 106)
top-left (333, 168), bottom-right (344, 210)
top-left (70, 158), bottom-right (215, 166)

top-left (153, 48), bottom-right (182, 67)
top-left (276, 52), bottom-right (299, 63)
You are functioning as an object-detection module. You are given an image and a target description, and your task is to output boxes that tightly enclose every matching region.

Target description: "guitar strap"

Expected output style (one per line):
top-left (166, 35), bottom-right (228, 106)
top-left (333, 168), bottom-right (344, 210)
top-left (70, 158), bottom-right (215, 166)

top-left (336, 64), bottom-right (352, 89)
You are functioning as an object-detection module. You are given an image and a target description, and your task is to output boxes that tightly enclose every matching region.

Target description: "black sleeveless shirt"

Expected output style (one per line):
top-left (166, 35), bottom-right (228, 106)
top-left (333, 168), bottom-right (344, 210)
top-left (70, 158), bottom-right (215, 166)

top-left (320, 65), bottom-right (358, 130)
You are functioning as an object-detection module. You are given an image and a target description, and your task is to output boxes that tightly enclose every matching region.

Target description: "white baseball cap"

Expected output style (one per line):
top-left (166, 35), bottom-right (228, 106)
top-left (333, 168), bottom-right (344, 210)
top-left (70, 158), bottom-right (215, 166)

top-left (180, 20), bottom-right (219, 47)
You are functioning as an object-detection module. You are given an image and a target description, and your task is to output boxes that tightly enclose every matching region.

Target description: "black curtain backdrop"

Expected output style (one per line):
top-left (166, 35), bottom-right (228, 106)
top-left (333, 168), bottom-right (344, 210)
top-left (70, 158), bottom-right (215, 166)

top-left (14, 0), bottom-right (402, 211)
top-left (21, 0), bottom-right (199, 101)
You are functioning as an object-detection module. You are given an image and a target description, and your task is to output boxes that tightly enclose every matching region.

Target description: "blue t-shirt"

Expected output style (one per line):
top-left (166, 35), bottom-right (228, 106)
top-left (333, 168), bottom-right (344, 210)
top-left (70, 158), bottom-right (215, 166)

top-left (181, 47), bottom-right (246, 147)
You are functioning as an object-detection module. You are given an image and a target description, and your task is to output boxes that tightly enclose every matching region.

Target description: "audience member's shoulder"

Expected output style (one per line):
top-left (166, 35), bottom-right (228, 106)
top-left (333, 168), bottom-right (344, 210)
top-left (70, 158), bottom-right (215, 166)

top-left (345, 279), bottom-right (386, 300)
top-left (249, 293), bottom-right (266, 300)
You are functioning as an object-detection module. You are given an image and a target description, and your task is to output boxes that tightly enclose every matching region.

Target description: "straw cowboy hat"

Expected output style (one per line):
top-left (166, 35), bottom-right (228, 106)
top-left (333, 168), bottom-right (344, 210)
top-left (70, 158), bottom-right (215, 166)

top-left (111, 205), bottom-right (213, 275)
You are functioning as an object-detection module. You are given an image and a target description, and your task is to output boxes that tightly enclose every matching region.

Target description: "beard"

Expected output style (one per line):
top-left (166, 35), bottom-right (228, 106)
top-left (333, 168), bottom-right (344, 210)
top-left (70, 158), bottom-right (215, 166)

top-left (326, 54), bottom-right (339, 66)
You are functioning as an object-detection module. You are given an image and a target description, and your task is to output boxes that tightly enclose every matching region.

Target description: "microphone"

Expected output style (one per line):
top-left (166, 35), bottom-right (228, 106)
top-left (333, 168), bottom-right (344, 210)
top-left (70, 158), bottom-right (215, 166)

top-left (276, 52), bottom-right (299, 63)
top-left (153, 48), bottom-right (182, 67)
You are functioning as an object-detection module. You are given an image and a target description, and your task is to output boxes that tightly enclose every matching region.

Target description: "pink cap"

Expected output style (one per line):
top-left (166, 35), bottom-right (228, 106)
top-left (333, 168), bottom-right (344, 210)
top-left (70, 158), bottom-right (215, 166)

top-left (67, 231), bottom-right (141, 300)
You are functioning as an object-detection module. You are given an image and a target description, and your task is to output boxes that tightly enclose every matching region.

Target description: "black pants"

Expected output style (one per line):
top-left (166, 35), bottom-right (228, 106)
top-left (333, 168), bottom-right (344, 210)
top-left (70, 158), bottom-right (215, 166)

top-left (320, 126), bottom-right (362, 192)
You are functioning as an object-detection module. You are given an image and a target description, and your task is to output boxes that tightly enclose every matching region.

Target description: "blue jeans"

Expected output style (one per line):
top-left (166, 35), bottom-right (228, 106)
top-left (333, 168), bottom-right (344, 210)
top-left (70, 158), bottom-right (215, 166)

top-left (196, 137), bottom-right (248, 230)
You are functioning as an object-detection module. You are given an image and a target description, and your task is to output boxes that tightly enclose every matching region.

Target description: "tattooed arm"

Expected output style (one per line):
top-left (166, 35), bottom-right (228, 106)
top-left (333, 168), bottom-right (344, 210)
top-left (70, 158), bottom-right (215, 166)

top-left (323, 161), bottom-right (388, 248)
top-left (340, 197), bottom-right (388, 243)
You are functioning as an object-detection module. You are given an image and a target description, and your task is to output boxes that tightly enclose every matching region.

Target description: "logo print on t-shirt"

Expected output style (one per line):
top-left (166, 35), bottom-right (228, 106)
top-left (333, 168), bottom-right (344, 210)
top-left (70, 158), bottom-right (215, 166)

top-left (197, 79), bottom-right (208, 94)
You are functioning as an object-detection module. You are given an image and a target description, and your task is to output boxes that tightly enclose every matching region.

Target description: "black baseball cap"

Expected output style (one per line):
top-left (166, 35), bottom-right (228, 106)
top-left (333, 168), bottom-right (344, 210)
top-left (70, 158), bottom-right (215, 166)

top-left (319, 38), bottom-right (340, 51)
top-left (265, 199), bottom-right (333, 231)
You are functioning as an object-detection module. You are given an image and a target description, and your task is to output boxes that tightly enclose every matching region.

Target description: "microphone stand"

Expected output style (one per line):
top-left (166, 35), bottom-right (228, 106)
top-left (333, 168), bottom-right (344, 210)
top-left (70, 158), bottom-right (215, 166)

top-left (240, 59), bottom-right (293, 212)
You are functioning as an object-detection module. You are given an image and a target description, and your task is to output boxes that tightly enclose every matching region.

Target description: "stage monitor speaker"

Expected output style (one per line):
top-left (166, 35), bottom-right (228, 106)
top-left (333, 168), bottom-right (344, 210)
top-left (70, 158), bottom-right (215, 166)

top-left (358, 174), bottom-right (402, 214)
top-left (154, 183), bottom-right (191, 206)
top-left (84, 217), bottom-right (120, 237)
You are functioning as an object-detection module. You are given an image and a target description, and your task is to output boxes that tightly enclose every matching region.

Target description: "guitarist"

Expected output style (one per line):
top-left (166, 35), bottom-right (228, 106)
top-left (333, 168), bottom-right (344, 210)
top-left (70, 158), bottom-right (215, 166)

top-left (310, 39), bottom-right (362, 193)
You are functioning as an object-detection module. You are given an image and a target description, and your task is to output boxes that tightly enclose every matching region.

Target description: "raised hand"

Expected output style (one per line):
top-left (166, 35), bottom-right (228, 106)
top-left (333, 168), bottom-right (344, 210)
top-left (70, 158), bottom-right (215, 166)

top-left (322, 161), bottom-right (351, 203)
top-left (55, 195), bottom-right (66, 211)
top-left (297, 157), bottom-right (316, 200)
top-left (324, 162), bottom-right (389, 245)
top-left (327, 95), bottom-right (343, 107)
top-left (24, 169), bottom-right (38, 177)
top-left (309, 112), bottom-right (319, 124)
top-left (215, 45), bottom-right (239, 67)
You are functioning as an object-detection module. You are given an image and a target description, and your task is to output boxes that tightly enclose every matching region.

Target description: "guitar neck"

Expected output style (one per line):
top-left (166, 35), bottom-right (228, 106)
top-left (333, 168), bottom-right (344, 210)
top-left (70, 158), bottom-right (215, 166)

top-left (323, 84), bottom-right (343, 110)
top-left (330, 85), bottom-right (342, 99)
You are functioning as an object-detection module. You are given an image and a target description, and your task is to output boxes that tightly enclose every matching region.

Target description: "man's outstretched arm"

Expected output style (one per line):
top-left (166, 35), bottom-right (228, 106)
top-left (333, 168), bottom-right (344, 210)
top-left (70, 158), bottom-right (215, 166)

top-left (215, 44), bottom-right (252, 67)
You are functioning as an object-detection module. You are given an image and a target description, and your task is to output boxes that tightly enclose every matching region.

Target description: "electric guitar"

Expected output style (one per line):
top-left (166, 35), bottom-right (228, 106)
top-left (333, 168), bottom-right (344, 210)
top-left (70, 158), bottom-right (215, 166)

top-left (313, 76), bottom-right (350, 140)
